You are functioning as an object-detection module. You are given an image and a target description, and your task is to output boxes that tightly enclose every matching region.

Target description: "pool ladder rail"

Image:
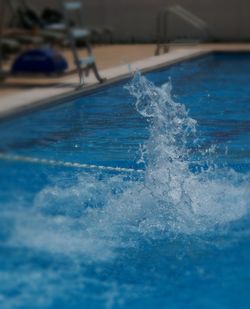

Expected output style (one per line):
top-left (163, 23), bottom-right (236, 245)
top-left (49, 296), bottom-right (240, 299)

top-left (60, 0), bottom-right (106, 85)
top-left (155, 5), bottom-right (209, 56)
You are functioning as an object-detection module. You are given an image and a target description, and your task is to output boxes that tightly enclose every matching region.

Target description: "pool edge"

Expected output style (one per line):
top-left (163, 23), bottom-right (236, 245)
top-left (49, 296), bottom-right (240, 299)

top-left (0, 48), bottom-right (210, 122)
top-left (3, 43), bottom-right (250, 121)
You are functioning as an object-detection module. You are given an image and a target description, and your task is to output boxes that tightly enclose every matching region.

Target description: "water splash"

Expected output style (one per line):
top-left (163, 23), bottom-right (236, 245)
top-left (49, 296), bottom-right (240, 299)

top-left (124, 72), bottom-right (249, 235)
top-left (8, 72), bottom-right (250, 258)
top-left (1, 72), bottom-right (250, 308)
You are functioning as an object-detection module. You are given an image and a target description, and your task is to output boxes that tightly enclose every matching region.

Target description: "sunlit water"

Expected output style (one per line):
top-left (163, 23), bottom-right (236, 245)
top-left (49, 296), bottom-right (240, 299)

top-left (0, 53), bottom-right (250, 308)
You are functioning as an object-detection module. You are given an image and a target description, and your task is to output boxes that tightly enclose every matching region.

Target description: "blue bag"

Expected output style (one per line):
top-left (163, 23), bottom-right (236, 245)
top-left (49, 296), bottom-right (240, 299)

top-left (12, 47), bottom-right (68, 74)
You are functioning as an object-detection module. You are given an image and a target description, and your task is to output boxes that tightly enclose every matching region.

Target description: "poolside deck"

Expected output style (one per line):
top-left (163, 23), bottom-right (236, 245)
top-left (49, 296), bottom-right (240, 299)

top-left (0, 44), bottom-right (156, 97)
top-left (1, 43), bottom-right (250, 119)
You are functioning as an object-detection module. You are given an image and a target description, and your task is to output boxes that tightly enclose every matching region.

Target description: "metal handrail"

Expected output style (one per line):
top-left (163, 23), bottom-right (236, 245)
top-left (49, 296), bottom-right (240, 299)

top-left (155, 5), bottom-right (209, 56)
top-left (61, 0), bottom-right (105, 85)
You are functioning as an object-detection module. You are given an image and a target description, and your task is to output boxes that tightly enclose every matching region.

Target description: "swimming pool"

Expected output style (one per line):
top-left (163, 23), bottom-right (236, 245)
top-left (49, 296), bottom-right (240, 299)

top-left (0, 52), bottom-right (249, 309)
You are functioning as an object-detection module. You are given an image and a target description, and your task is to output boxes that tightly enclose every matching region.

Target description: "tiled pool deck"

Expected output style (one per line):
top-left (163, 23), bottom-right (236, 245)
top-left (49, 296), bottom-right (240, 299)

top-left (1, 43), bottom-right (250, 119)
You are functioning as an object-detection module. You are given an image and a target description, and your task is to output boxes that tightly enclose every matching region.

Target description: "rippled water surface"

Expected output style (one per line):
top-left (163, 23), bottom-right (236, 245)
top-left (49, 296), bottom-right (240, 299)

top-left (0, 52), bottom-right (249, 309)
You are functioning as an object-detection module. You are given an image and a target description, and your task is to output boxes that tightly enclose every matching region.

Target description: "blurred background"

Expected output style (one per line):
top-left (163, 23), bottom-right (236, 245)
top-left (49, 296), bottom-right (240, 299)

top-left (0, 0), bottom-right (249, 95)
top-left (1, 0), bottom-right (250, 43)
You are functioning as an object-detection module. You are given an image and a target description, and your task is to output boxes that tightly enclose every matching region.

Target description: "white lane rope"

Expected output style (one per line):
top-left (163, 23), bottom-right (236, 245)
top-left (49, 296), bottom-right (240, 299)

top-left (0, 153), bottom-right (145, 174)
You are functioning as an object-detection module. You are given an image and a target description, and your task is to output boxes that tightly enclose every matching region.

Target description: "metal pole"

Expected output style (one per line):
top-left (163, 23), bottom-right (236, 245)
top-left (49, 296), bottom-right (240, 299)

top-left (163, 8), bottom-right (169, 53)
top-left (0, 0), bottom-right (6, 79)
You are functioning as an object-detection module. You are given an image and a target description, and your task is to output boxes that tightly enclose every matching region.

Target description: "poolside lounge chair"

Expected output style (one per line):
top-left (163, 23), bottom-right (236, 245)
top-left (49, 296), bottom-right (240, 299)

top-left (17, 1), bottom-right (104, 84)
top-left (8, 0), bottom-right (65, 45)
top-left (0, 2), bottom-right (21, 79)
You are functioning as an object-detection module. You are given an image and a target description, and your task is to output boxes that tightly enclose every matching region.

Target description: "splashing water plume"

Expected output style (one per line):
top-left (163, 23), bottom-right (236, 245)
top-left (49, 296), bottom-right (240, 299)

top-left (8, 72), bottom-right (249, 263)
top-left (124, 72), bottom-right (249, 235)
top-left (1, 71), bottom-right (250, 309)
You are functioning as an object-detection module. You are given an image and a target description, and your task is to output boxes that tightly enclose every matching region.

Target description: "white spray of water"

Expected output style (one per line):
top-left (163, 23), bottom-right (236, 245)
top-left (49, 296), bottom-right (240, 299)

top-left (1, 72), bottom-right (250, 309)
top-left (124, 72), bottom-right (249, 235)
top-left (5, 72), bottom-right (249, 262)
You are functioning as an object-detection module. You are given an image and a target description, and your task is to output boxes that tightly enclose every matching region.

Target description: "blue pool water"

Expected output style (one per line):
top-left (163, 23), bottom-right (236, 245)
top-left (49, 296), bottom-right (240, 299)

top-left (0, 52), bottom-right (249, 308)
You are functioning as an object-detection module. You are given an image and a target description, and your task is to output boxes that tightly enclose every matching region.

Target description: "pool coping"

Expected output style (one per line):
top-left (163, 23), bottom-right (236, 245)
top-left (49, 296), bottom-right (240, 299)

top-left (1, 44), bottom-right (250, 121)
